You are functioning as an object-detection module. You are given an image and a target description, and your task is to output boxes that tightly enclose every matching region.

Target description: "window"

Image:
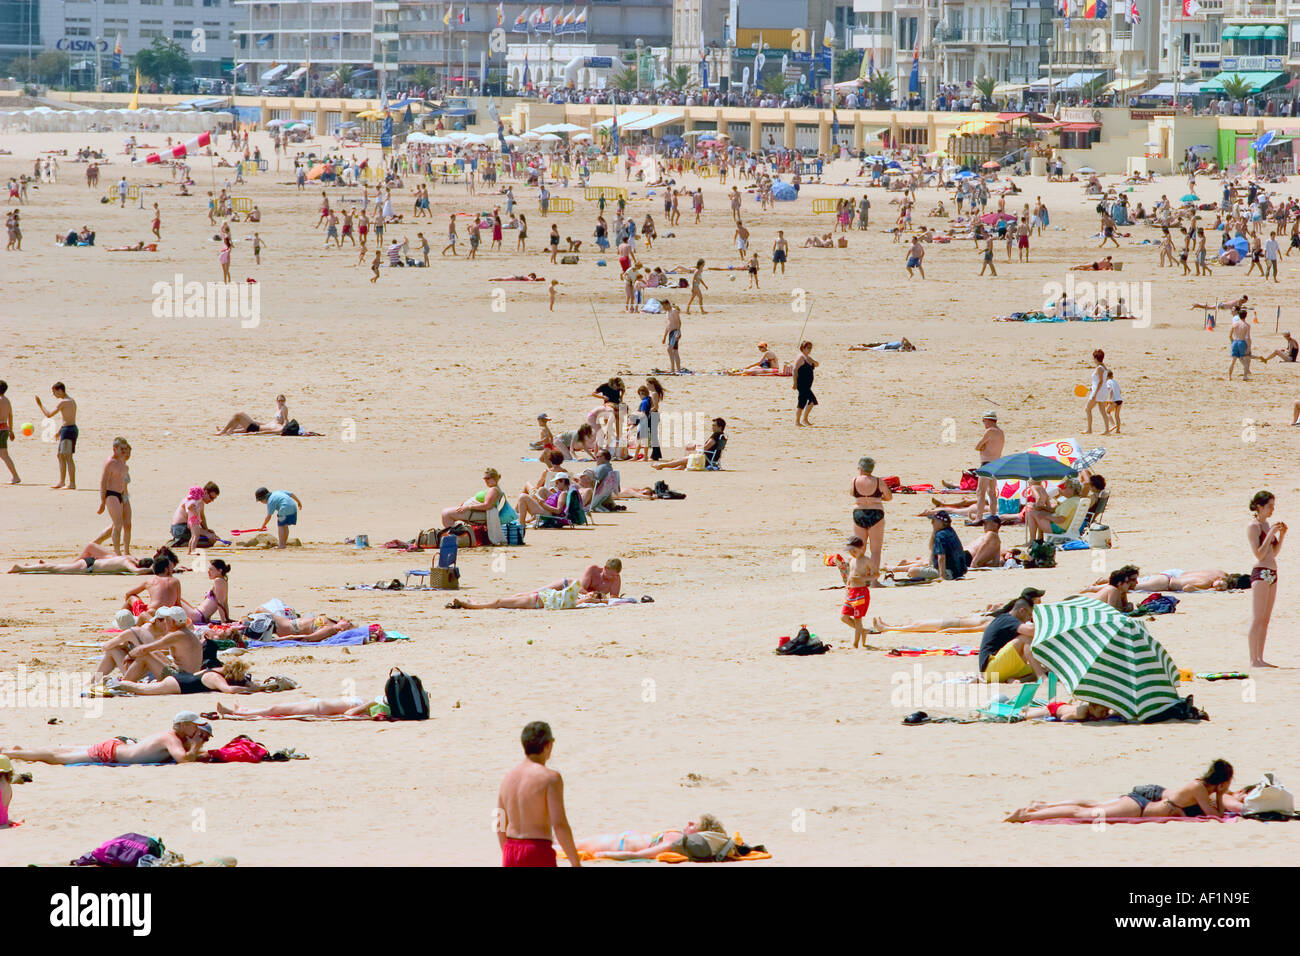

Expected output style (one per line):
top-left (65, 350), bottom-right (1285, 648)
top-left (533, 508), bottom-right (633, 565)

top-left (901, 127), bottom-right (927, 146)
top-left (140, 0), bottom-right (162, 5)
top-left (140, 28), bottom-right (164, 39)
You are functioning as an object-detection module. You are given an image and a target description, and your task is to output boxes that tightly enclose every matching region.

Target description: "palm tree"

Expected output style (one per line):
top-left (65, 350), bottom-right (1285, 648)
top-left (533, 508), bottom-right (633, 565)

top-left (974, 76), bottom-right (997, 109)
top-left (833, 50), bottom-right (861, 83)
top-left (667, 65), bottom-right (690, 91)
top-left (337, 64), bottom-right (356, 89)
top-left (1079, 74), bottom-right (1108, 103)
top-left (1219, 73), bottom-right (1252, 102)
top-left (610, 64), bottom-right (638, 92)
top-left (865, 72), bottom-right (894, 107)
top-left (760, 71), bottom-right (787, 95)
top-left (411, 66), bottom-right (433, 91)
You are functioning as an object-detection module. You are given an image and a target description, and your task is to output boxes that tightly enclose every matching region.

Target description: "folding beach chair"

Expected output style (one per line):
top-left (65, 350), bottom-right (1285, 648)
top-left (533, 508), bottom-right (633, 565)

top-left (1043, 500), bottom-right (1090, 546)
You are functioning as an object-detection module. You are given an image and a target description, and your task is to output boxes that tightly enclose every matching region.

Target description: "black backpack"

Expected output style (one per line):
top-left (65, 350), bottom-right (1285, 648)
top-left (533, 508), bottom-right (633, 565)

top-left (1024, 540), bottom-right (1057, 569)
top-left (281, 419), bottom-right (301, 436)
top-left (776, 626), bottom-right (829, 656)
top-left (385, 668), bottom-right (430, 720)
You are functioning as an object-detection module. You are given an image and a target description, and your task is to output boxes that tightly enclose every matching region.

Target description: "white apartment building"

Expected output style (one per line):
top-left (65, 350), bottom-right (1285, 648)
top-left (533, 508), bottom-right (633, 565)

top-left (5, 0), bottom-right (240, 77)
top-left (232, 0), bottom-right (397, 86)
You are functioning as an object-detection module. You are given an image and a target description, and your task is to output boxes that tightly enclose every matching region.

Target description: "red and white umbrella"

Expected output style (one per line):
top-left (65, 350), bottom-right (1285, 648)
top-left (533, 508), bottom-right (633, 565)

top-left (135, 131), bottom-right (212, 165)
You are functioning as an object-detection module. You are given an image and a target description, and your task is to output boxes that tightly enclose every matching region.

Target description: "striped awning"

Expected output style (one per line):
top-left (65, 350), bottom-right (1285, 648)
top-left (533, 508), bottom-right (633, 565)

top-left (1031, 597), bottom-right (1182, 723)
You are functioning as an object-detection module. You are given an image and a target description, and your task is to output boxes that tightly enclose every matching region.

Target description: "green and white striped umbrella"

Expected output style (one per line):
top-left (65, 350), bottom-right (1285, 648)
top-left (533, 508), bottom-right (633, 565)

top-left (1031, 596), bottom-right (1181, 723)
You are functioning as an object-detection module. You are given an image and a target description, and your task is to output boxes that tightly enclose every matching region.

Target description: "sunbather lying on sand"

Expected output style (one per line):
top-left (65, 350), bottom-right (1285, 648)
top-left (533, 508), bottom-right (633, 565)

top-left (255, 613), bottom-right (354, 642)
top-left (804, 233), bottom-right (834, 248)
top-left (1082, 569), bottom-right (1250, 593)
top-left (870, 588), bottom-right (1046, 633)
top-left (2, 712), bottom-right (212, 765)
top-left (849, 338), bottom-right (916, 351)
top-left (215, 696), bottom-right (374, 718)
top-left (9, 542), bottom-right (155, 574)
top-left (575, 813), bottom-right (727, 860)
top-left (1020, 700), bottom-right (1112, 721)
top-left (1005, 759), bottom-right (1239, 822)
top-left (105, 241), bottom-right (158, 252)
top-left (103, 659), bottom-right (283, 697)
top-left (446, 579), bottom-right (602, 610)
top-left (1071, 256), bottom-right (1115, 270)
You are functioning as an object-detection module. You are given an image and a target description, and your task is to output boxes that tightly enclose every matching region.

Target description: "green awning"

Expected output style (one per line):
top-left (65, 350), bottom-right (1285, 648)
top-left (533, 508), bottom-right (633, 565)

top-left (1265, 25), bottom-right (1287, 39)
top-left (1220, 25), bottom-right (1241, 39)
top-left (1201, 70), bottom-right (1288, 93)
top-left (1237, 25), bottom-right (1266, 39)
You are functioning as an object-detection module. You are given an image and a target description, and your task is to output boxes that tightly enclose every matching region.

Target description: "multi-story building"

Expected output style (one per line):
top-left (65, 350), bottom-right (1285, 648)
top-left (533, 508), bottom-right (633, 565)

top-left (669, 0), bottom-right (731, 83)
top-left (1157, 0), bottom-right (1224, 77)
top-left (232, 1), bottom-right (394, 88)
top-left (2, 0), bottom-right (240, 79)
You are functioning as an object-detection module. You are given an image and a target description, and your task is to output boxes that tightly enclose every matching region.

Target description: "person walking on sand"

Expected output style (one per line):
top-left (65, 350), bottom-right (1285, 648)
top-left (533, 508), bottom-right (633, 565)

top-left (906, 236), bottom-right (925, 279)
top-left (734, 219), bottom-right (750, 261)
top-left (95, 437), bottom-right (132, 555)
top-left (441, 214), bottom-right (458, 256)
top-left (974, 411), bottom-right (1005, 521)
top-left (370, 249), bottom-right (382, 282)
top-left (1229, 309), bottom-right (1253, 380)
top-left (773, 230), bottom-right (789, 275)
top-left (793, 341), bottom-right (818, 426)
top-left (662, 299), bottom-right (682, 373)
top-left (834, 537), bottom-right (873, 648)
top-left (1085, 349), bottom-right (1112, 433)
top-left (686, 259), bottom-right (708, 314)
top-left (218, 235), bottom-right (232, 283)
top-left (851, 456), bottom-right (891, 584)
top-left (151, 203), bottom-right (161, 240)
top-left (0, 380), bottom-right (19, 484)
top-left (35, 381), bottom-right (77, 490)
top-left (1246, 490), bottom-right (1285, 668)
top-left (496, 721), bottom-right (581, 867)
top-left (979, 233), bottom-right (997, 276)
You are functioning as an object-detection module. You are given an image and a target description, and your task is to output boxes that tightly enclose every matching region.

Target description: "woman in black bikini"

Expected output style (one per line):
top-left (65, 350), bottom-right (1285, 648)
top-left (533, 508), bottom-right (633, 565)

top-left (793, 341), bottom-right (818, 426)
top-left (1005, 759), bottom-right (1238, 822)
top-left (104, 658), bottom-right (263, 697)
top-left (1247, 491), bottom-right (1285, 668)
top-left (851, 457), bottom-right (892, 584)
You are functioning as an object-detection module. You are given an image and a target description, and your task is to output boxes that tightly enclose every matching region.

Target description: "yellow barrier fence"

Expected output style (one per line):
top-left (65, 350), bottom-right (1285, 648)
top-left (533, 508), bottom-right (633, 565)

top-left (812, 198), bottom-right (838, 215)
top-left (544, 197), bottom-right (574, 214)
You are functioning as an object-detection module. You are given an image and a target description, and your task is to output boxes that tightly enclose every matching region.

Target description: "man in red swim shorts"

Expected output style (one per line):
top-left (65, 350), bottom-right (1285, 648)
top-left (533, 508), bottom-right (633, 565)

top-left (835, 537), bottom-right (872, 648)
top-left (496, 720), bottom-right (581, 867)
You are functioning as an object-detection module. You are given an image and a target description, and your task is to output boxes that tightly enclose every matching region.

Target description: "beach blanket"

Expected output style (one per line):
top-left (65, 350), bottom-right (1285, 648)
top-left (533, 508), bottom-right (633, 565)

top-left (1025, 814), bottom-right (1240, 826)
top-left (886, 646), bottom-right (979, 656)
top-left (243, 627), bottom-right (409, 649)
top-left (203, 713), bottom-right (376, 722)
top-left (995, 312), bottom-right (1118, 323)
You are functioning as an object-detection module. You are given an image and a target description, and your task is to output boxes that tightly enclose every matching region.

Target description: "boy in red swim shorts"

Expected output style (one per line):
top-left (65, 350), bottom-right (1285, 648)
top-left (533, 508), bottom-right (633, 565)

top-left (835, 537), bottom-right (872, 648)
top-left (496, 721), bottom-right (581, 867)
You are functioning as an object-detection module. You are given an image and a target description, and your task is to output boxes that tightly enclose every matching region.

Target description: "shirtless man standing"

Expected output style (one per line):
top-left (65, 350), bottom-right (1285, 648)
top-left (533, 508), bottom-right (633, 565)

top-left (834, 537), bottom-right (873, 648)
top-left (734, 219), bottom-right (750, 261)
top-left (3, 711), bottom-right (212, 766)
top-left (496, 721), bottom-right (580, 867)
top-left (1228, 308), bottom-right (1253, 380)
top-left (35, 381), bottom-right (77, 489)
top-left (974, 411), bottom-right (1005, 523)
top-left (662, 299), bottom-right (682, 373)
top-left (0, 380), bottom-right (19, 483)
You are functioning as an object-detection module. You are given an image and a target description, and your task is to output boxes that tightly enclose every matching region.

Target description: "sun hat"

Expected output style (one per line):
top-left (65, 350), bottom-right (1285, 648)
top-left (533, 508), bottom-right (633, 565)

top-left (982, 410), bottom-right (998, 421)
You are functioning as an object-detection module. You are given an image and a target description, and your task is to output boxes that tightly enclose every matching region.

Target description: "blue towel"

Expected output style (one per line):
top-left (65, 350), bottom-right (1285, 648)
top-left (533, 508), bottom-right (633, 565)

top-left (244, 628), bottom-right (409, 649)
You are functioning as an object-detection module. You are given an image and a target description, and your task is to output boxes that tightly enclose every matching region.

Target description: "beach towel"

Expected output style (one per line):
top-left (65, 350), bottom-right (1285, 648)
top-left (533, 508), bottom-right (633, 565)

top-left (1024, 814), bottom-right (1240, 826)
top-left (242, 627), bottom-right (409, 649)
top-left (886, 646), bottom-right (979, 656)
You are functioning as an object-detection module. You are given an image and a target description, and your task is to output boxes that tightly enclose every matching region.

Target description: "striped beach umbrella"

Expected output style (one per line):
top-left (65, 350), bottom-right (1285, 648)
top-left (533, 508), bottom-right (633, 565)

top-left (1031, 596), bottom-right (1181, 722)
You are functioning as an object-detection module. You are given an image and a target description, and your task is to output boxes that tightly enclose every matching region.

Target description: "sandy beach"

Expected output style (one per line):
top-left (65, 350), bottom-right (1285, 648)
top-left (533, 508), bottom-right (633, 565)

top-left (2, 128), bottom-right (1299, 866)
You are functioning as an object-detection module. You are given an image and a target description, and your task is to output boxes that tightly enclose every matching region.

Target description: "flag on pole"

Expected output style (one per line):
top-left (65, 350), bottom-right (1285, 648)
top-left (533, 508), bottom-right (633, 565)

top-left (522, 50), bottom-right (531, 88)
top-left (908, 41), bottom-right (919, 94)
top-left (576, 7), bottom-right (587, 33)
top-left (823, 19), bottom-right (835, 50)
top-left (443, 4), bottom-right (452, 26)
top-left (497, 2), bottom-right (504, 27)
top-left (513, 7), bottom-right (528, 32)
top-left (1182, 0), bottom-right (1201, 14)
top-left (860, 48), bottom-right (872, 81)
top-left (459, 7), bottom-right (467, 25)
top-left (1125, 0), bottom-right (1140, 24)
top-left (112, 34), bottom-right (122, 72)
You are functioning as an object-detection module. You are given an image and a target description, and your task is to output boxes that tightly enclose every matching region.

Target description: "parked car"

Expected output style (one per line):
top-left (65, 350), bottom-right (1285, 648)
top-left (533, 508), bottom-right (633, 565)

top-left (260, 85), bottom-right (290, 96)
top-left (235, 82), bottom-right (258, 96)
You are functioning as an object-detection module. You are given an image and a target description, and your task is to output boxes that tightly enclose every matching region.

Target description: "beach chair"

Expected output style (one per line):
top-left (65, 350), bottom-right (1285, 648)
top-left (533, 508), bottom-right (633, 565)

top-left (1043, 500), bottom-right (1090, 546)
top-left (976, 674), bottom-right (1057, 721)
top-left (703, 434), bottom-right (727, 471)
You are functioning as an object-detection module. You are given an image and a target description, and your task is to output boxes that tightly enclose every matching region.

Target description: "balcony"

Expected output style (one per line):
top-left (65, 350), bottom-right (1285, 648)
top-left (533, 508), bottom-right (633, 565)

top-left (1191, 41), bottom-right (1221, 61)
top-left (1224, 0), bottom-right (1281, 15)
top-left (1010, 0), bottom-right (1054, 7)
top-left (1050, 48), bottom-right (1112, 67)
top-left (1007, 23), bottom-right (1051, 44)
top-left (941, 27), bottom-right (1008, 45)
top-left (849, 24), bottom-right (894, 49)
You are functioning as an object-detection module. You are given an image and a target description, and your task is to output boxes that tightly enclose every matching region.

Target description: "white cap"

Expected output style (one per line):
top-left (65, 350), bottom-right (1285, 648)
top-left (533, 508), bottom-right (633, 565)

top-left (155, 606), bottom-right (187, 624)
top-left (173, 710), bottom-right (200, 727)
top-left (114, 609), bottom-right (139, 630)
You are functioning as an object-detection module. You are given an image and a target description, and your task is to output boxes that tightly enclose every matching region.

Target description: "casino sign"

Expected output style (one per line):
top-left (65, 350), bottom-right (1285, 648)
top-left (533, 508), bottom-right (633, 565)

top-left (55, 38), bottom-right (109, 52)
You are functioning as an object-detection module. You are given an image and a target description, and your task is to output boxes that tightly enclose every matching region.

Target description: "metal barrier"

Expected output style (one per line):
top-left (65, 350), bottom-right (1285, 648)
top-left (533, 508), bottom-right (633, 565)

top-left (107, 183), bottom-right (143, 207)
top-left (231, 198), bottom-right (253, 216)
top-left (584, 185), bottom-right (628, 201)
top-left (812, 198), bottom-right (838, 215)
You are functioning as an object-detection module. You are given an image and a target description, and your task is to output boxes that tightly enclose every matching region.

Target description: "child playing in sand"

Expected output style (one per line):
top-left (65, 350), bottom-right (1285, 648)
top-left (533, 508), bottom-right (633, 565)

top-left (834, 537), bottom-right (873, 648)
top-left (255, 487), bottom-right (302, 549)
top-left (549, 279), bottom-right (559, 312)
top-left (533, 413), bottom-right (555, 452)
top-left (370, 250), bottom-right (381, 283)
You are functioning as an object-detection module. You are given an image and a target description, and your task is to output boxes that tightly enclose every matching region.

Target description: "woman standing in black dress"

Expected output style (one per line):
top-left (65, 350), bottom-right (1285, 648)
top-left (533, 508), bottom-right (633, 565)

top-left (793, 341), bottom-right (818, 426)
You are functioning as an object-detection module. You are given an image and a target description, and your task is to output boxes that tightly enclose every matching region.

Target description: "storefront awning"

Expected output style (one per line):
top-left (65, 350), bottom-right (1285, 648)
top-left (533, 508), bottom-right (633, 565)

top-left (1220, 25), bottom-right (1241, 40)
top-left (1237, 25), bottom-right (1266, 40)
top-left (1059, 122), bottom-right (1101, 132)
top-left (1104, 77), bottom-right (1149, 95)
top-left (954, 118), bottom-right (999, 135)
top-left (260, 63), bottom-right (288, 82)
top-left (992, 85), bottom-right (1029, 96)
top-left (621, 111), bottom-right (684, 131)
top-left (1265, 25), bottom-right (1287, 39)
top-left (286, 66), bottom-right (307, 81)
top-left (1143, 81), bottom-right (1204, 97)
top-left (1201, 70), bottom-right (1288, 94)
top-left (1059, 70), bottom-right (1106, 91)
top-left (593, 111), bottom-right (650, 129)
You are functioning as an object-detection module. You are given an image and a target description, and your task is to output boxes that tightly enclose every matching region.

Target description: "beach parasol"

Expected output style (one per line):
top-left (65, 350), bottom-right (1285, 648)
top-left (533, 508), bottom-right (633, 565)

top-left (982, 160), bottom-right (1001, 169)
top-left (980, 212), bottom-right (1015, 225)
top-left (953, 170), bottom-right (976, 179)
top-left (1076, 166), bottom-right (1096, 174)
top-left (1074, 446), bottom-right (1106, 471)
top-left (1180, 193), bottom-right (1199, 203)
top-left (571, 132), bottom-right (592, 142)
top-left (1031, 597), bottom-right (1182, 722)
top-left (976, 452), bottom-right (1077, 481)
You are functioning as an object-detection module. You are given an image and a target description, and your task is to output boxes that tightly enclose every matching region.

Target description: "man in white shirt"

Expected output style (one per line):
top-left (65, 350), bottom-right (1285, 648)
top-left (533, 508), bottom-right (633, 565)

top-left (1264, 231), bottom-right (1280, 282)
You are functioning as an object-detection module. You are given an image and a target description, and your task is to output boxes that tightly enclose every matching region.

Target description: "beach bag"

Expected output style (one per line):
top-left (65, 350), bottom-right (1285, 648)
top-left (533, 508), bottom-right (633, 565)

top-left (687, 452), bottom-right (707, 471)
top-left (677, 830), bottom-right (738, 862)
top-left (430, 564), bottom-right (460, 589)
top-left (1086, 523), bottom-right (1112, 549)
top-left (280, 419), bottom-right (301, 436)
top-left (1024, 540), bottom-right (1057, 569)
top-left (1142, 695), bottom-right (1209, 724)
top-left (207, 735), bottom-right (270, 763)
top-left (504, 521), bottom-right (526, 546)
top-left (776, 626), bottom-right (829, 656)
top-left (485, 506), bottom-right (506, 545)
top-left (958, 469), bottom-right (979, 492)
top-left (560, 254), bottom-right (579, 264)
top-left (72, 833), bottom-right (164, 868)
top-left (1243, 773), bottom-right (1295, 816)
top-left (242, 613), bottom-right (275, 640)
top-left (385, 668), bottom-right (430, 720)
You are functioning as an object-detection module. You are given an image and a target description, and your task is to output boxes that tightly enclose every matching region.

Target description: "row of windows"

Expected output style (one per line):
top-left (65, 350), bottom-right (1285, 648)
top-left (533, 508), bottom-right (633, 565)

top-left (73, 0), bottom-right (225, 5)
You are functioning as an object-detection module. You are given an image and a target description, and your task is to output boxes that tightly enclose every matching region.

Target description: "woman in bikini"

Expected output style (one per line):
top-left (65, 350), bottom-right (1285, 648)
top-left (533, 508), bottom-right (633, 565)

top-left (265, 614), bottom-right (354, 642)
top-left (95, 437), bottom-right (132, 554)
top-left (215, 695), bottom-right (374, 718)
top-left (105, 658), bottom-right (261, 697)
top-left (216, 395), bottom-right (288, 435)
top-left (1247, 491), bottom-right (1285, 668)
top-left (9, 542), bottom-right (155, 574)
top-left (851, 457), bottom-right (892, 584)
top-left (575, 814), bottom-right (727, 860)
top-left (1006, 759), bottom-right (1238, 822)
top-left (184, 559), bottom-right (231, 625)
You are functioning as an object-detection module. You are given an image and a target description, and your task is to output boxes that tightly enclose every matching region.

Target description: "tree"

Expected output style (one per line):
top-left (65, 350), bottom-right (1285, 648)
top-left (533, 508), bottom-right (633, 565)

top-left (1079, 74), bottom-right (1108, 103)
top-left (410, 66), bottom-right (433, 90)
top-left (33, 51), bottom-right (69, 85)
top-left (7, 56), bottom-right (35, 82)
top-left (974, 76), bottom-right (997, 109)
top-left (337, 65), bottom-right (356, 87)
top-left (667, 65), bottom-right (690, 91)
top-left (865, 72), bottom-right (894, 105)
top-left (610, 64), bottom-right (638, 91)
top-left (833, 50), bottom-right (861, 83)
top-left (133, 38), bottom-right (192, 83)
top-left (761, 71), bottom-right (786, 95)
top-left (1219, 73), bottom-right (1252, 101)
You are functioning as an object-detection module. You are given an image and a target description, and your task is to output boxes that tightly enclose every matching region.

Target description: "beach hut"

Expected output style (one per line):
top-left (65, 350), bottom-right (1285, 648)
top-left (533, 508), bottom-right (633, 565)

top-left (1031, 597), bottom-right (1182, 723)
